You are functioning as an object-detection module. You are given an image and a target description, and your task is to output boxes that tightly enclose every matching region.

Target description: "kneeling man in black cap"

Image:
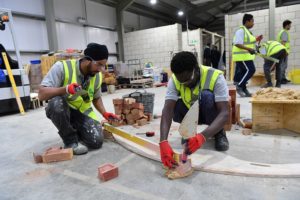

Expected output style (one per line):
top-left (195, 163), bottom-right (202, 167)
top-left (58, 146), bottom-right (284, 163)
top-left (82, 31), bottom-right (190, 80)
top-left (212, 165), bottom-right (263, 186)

top-left (39, 43), bottom-right (119, 155)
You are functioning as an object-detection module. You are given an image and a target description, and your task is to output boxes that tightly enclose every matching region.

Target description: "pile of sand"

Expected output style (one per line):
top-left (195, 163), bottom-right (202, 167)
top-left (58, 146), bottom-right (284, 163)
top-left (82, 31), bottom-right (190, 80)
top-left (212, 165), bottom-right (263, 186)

top-left (252, 88), bottom-right (300, 100)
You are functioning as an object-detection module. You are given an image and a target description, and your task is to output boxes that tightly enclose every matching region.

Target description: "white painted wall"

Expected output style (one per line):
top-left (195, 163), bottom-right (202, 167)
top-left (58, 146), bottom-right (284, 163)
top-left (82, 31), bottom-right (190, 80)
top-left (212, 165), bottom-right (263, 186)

top-left (182, 29), bottom-right (202, 64)
top-left (0, 0), bottom-right (45, 15)
top-left (124, 24), bottom-right (182, 69)
top-left (225, 4), bottom-right (300, 77)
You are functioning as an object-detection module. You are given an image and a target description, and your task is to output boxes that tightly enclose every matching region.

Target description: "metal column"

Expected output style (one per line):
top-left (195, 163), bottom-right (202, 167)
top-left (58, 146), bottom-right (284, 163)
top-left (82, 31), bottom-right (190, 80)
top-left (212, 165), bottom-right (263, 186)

top-left (269, 0), bottom-right (276, 40)
top-left (116, 0), bottom-right (134, 62)
top-left (44, 0), bottom-right (58, 51)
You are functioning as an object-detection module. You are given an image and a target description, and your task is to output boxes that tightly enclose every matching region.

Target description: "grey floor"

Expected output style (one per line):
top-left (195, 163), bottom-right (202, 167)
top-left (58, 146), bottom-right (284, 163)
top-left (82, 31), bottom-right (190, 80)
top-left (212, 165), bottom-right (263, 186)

top-left (1, 84), bottom-right (300, 200)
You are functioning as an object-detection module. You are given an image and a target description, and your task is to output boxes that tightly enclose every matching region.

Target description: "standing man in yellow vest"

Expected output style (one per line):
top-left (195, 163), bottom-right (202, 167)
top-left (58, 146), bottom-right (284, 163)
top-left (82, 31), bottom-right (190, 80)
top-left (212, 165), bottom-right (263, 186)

top-left (38, 43), bottom-right (119, 155)
top-left (277, 20), bottom-right (292, 84)
top-left (159, 51), bottom-right (229, 169)
top-left (232, 14), bottom-right (262, 97)
top-left (259, 41), bottom-right (288, 88)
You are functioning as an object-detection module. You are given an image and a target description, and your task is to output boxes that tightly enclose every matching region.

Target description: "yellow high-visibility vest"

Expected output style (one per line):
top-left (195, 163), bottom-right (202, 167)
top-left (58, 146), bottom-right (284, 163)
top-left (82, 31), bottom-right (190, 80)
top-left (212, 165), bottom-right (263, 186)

top-left (172, 65), bottom-right (223, 108)
top-left (62, 60), bottom-right (102, 121)
top-left (232, 26), bottom-right (256, 61)
top-left (261, 41), bottom-right (287, 57)
top-left (277, 29), bottom-right (290, 54)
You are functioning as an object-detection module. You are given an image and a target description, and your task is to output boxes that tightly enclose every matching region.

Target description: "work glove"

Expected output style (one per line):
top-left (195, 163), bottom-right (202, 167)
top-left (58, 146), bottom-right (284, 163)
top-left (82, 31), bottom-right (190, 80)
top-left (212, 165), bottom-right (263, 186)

top-left (186, 133), bottom-right (206, 155)
top-left (66, 83), bottom-right (81, 95)
top-left (248, 49), bottom-right (256, 55)
top-left (256, 34), bottom-right (263, 42)
top-left (103, 112), bottom-right (120, 121)
top-left (159, 140), bottom-right (176, 168)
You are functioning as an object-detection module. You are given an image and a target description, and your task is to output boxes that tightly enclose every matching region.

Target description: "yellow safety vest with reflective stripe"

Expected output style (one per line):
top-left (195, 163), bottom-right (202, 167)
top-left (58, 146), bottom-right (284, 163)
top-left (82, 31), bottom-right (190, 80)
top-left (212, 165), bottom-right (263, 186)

top-left (232, 26), bottom-right (256, 61)
top-left (261, 41), bottom-right (287, 57)
top-left (172, 65), bottom-right (223, 109)
top-left (62, 60), bottom-right (102, 121)
top-left (277, 29), bottom-right (290, 54)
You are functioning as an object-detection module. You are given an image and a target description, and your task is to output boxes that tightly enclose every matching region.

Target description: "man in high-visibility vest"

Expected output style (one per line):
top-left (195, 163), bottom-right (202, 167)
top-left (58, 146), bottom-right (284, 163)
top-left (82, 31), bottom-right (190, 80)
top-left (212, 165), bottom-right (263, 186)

top-left (159, 51), bottom-right (229, 169)
top-left (39, 43), bottom-right (119, 155)
top-left (259, 41), bottom-right (288, 88)
top-left (277, 20), bottom-right (292, 84)
top-left (232, 14), bottom-right (262, 97)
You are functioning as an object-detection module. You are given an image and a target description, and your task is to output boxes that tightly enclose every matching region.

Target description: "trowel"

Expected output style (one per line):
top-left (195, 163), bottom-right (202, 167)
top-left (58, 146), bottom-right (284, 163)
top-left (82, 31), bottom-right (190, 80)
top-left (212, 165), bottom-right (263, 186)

top-left (177, 100), bottom-right (199, 162)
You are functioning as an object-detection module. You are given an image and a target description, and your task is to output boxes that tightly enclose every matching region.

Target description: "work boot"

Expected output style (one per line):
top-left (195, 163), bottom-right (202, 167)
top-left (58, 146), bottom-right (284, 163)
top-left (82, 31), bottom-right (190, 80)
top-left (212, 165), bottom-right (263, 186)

top-left (65, 142), bottom-right (88, 155)
top-left (275, 81), bottom-right (281, 88)
top-left (261, 82), bottom-right (273, 88)
top-left (236, 85), bottom-right (246, 97)
top-left (242, 87), bottom-right (252, 97)
top-left (281, 79), bottom-right (287, 84)
top-left (215, 130), bottom-right (229, 151)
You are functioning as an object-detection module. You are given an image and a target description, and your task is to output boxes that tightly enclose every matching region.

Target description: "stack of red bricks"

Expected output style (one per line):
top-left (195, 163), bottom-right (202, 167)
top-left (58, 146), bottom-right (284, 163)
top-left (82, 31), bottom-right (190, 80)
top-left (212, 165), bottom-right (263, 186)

top-left (112, 98), bottom-right (151, 127)
top-left (224, 87), bottom-right (240, 131)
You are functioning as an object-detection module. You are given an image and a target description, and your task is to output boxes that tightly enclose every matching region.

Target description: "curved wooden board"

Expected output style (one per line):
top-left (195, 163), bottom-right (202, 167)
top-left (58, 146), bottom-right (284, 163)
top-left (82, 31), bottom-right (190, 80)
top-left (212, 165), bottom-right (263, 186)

top-left (108, 126), bottom-right (300, 178)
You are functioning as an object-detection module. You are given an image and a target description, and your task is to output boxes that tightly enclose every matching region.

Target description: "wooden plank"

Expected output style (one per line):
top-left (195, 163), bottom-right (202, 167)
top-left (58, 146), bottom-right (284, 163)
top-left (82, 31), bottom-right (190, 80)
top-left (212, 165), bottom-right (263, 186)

top-left (252, 103), bottom-right (283, 131)
top-left (283, 104), bottom-right (300, 133)
top-left (251, 100), bottom-right (300, 104)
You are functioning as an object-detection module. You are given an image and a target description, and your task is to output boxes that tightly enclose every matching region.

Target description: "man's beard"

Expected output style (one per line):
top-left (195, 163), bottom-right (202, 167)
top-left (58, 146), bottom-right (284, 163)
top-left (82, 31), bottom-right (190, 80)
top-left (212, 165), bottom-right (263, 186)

top-left (87, 63), bottom-right (97, 77)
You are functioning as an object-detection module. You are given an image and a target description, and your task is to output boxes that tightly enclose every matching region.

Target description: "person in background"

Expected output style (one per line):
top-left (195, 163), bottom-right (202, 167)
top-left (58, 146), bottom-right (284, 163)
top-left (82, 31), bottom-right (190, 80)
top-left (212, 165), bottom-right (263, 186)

top-left (277, 20), bottom-right (292, 84)
top-left (259, 41), bottom-right (288, 88)
top-left (38, 43), bottom-right (119, 155)
top-left (203, 43), bottom-right (211, 66)
top-left (211, 45), bottom-right (221, 69)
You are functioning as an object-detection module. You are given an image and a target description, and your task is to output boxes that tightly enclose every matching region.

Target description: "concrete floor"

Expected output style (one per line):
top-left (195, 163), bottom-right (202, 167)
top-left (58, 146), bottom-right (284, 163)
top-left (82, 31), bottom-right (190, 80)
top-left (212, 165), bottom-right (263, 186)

top-left (1, 84), bottom-right (300, 200)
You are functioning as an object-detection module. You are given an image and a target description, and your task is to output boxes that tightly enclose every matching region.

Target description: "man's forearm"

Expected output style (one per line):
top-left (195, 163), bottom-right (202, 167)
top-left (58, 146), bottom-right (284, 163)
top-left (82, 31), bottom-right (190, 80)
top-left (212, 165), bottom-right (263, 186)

top-left (93, 97), bottom-right (106, 115)
top-left (38, 86), bottom-right (66, 101)
top-left (160, 104), bottom-right (175, 141)
top-left (235, 44), bottom-right (253, 51)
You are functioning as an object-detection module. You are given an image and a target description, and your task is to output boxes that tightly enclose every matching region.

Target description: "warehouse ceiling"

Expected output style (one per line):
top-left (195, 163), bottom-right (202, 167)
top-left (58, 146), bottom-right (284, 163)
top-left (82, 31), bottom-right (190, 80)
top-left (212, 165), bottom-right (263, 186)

top-left (92, 0), bottom-right (300, 34)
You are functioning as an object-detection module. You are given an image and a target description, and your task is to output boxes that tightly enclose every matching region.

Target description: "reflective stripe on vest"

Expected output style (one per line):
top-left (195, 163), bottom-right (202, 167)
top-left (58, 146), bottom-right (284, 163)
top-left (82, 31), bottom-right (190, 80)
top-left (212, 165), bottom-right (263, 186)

top-left (62, 60), bottom-right (102, 121)
top-left (277, 29), bottom-right (290, 54)
top-left (262, 41), bottom-right (286, 57)
top-left (232, 26), bottom-right (256, 62)
top-left (172, 65), bottom-right (223, 108)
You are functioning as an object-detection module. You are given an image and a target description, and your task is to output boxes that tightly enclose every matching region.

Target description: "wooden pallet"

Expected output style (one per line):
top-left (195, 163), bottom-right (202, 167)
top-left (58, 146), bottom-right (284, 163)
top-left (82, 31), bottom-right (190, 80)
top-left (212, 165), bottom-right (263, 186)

top-left (130, 78), bottom-right (153, 88)
top-left (116, 84), bottom-right (130, 89)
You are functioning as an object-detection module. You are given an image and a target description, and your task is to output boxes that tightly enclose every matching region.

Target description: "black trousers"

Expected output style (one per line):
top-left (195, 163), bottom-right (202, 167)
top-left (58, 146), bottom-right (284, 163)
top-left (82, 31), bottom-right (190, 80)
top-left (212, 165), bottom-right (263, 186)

top-left (173, 90), bottom-right (224, 135)
top-left (46, 96), bottom-right (103, 149)
top-left (264, 49), bottom-right (286, 84)
top-left (234, 60), bottom-right (256, 88)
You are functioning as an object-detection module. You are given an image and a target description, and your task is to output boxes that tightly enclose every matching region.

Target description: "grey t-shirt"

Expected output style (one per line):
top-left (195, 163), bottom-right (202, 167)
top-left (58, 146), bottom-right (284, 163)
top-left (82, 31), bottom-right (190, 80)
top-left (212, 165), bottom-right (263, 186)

top-left (280, 31), bottom-right (288, 42)
top-left (41, 60), bottom-right (102, 99)
top-left (165, 74), bottom-right (229, 102)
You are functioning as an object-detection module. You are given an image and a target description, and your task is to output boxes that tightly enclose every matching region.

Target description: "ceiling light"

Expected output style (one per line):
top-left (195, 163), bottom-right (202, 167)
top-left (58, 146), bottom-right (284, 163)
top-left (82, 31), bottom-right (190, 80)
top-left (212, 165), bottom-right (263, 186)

top-left (150, 0), bottom-right (157, 5)
top-left (178, 11), bottom-right (184, 16)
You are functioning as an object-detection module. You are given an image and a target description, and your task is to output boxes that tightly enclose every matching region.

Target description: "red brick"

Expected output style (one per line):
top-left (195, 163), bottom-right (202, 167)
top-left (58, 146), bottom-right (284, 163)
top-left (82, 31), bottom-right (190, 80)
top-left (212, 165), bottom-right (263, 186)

top-left (42, 147), bottom-right (73, 163)
top-left (122, 108), bottom-right (130, 114)
top-left (124, 98), bottom-right (136, 105)
top-left (98, 163), bottom-right (118, 182)
top-left (224, 98), bottom-right (232, 131)
top-left (144, 113), bottom-right (153, 121)
top-left (114, 105), bottom-right (122, 115)
top-left (137, 118), bottom-right (148, 126)
top-left (132, 102), bottom-right (144, 110)
top-left (229, 86), bottom-right (236, 103)
top-left (111, 120), bottom-right (124, 127)
top-left (235, 104), bottom-right (240, 124)
top-left (113, 98), bottom-right (123, 105)
top-left (131, 109), bottom-right (144, 119)
top-left (127, 119), bottom-right (135, 125)
top-left (123, 104), bottom-right (132, 110)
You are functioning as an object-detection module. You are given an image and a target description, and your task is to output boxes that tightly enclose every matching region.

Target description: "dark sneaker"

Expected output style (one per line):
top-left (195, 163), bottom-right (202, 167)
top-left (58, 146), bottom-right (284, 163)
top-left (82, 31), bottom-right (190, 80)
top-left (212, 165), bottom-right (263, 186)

top-left (261, 82), bottom-right (273, 88)
top-left (243, 88), bottom-right (252, 97)
top-left (275, 81), bottom-right (281, 88)
top-left (65, 143), bottom-right (88, 155)
top-left (215, 130), bottom-right (229, 151)
top-left (281, 79), bottom-right (287, 84)
top-left (236, 85), bottom-right (246, 97)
